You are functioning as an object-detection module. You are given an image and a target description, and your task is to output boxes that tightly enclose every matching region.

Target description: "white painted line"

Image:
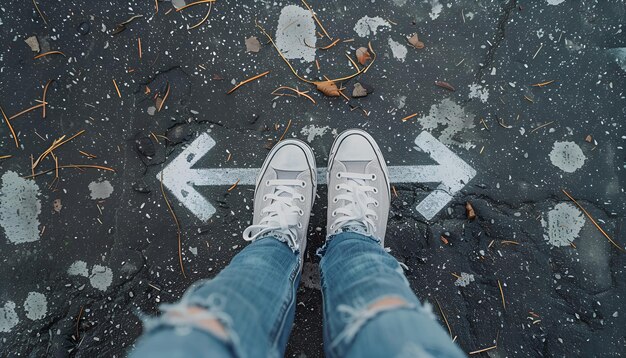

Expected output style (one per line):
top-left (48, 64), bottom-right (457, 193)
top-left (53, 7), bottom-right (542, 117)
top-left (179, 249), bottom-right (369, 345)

top-left (158, 131), bottom-right (476, 222)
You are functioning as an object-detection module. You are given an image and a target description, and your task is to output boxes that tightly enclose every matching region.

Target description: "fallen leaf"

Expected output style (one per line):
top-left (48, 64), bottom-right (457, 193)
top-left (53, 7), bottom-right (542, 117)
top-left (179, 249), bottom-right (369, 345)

top-left (352, 83), bottom-right (368, 98)
top-left (440, 236), bottom-right (449, 245)
top-left (53, 199), bottom-right (62, 213)
top-left (435, 81), bottom-right (456, 91)
top-left (466, 202), bottom-right (476, 220)
top-left (245, 36), bottom-right (262, 53)
top-left (315, 81), bottom-right (340, 97)
top-left (585, 135), bottom-right (593, 143)
top-left (24, 36), bottom-right (40, 53)
top-left (356, 47), bottom-right (371, 65)
top-left (407, 33), bottom-right (425, 49)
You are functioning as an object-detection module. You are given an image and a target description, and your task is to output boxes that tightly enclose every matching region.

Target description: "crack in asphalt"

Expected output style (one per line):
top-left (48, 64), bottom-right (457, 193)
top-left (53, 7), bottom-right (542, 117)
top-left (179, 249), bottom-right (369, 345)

top-left (476, 0), bottom-right (518, 81)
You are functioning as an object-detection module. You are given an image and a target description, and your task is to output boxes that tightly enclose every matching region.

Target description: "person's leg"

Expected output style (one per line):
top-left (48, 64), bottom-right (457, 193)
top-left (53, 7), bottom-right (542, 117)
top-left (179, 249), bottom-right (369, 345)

top-left (130, 139), bottom-right (317, 358)
top-left (320, 129), bottom-right (465, 358)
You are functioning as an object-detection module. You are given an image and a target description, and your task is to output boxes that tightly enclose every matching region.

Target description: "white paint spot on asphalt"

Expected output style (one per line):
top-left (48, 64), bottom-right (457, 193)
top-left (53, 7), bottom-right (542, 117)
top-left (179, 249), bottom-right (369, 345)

top-left (68, 260), bottom-right (89, 277)
top-left (300, 124), bottom-right (331, 142)
top-left (275, 5), bottom-right (316, 62)
top-left (468, 83), bottom-right (489, 103)
top-left (171, 0), bottom-right (186, 9)
top-left (417, 98), bottom-right (475, 149)
top-left (546, 0), bottom-right (565, 5)
top-left (388, 37), bottom-right (407, 62)
top-left (189, 246), bottom-right (198, 256)
top-left (0, 171), bottom-right (42, 244)
top-left (89, 265), bottom-right (113, 291)
top-left (542, 203), bottom-right (585, 246)
top-left (23, 292), bottom-right (47, 320)
top-left (89, 180), bottom-right (114, 200)
top-left (549, 141), bottom-right (586, 173)
top-left (454, 272), bottom-right (475, 287)
top-left (147, 106), bottom-right (156, 116)
top-left (428, 0), bottom-right (443, 20)
top-left (0, 301), bottom-right (19, 332)
top-left (353, 16), bottom-right (390, 37)
top-left (396, 95), bottom-right (407, 109)
top-left (607, 48), bottom-right (626, 72)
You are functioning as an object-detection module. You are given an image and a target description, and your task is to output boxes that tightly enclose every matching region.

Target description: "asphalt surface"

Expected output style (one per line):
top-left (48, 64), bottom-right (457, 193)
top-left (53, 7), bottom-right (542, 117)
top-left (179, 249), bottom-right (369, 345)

top-left (1, 0), bottom-right (625, 357)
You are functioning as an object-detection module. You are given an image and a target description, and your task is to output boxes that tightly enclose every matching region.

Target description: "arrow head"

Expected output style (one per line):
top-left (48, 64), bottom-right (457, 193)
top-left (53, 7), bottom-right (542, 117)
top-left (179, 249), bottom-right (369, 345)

top-left (157, 132), bottom-right (217, 222)
top-left (413, 131), bottom-right (476, 220)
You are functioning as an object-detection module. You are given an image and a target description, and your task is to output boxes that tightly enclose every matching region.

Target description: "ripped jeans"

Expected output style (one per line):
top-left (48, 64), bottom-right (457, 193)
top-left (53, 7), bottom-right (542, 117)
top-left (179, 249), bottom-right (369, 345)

top-left (129, 232), bottom-right (465, 358)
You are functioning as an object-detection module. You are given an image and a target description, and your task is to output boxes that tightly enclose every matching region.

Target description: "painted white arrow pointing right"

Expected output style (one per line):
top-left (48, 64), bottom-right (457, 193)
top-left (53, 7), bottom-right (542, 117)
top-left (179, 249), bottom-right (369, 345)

top-left (157, 130), bottom-right (475, 222)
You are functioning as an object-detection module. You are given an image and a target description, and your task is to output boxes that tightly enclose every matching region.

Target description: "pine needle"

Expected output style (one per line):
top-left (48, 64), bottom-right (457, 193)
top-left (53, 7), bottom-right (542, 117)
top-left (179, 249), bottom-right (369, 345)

top-left (271, 86), bottom-right (316, 104)
top-left (154, 0), bottom-right (159, 14)
top-left (227, 71), bottom-right (270, 94)
top-left (529, 121), bottom-right (554, 133)
top-left (301, 0), bottom-right (332, 39)
top-left (32, 0), bottom-right (48, 25)
top-left (0, 105), bottom-right (19, 148)
top-left (227, 178), bottom-right (240, 192)
top-left (160, 170), bottom-right (187, 278)
top-left (175, 0), bottom-right (215, 12)
top-left (75, 306), bottom-right (83, 340)
top-left (188, 1), bottom-right (212, 30)
top-left (24, 164), bottom-right (115, 178)
top-left (498, 280), bottom-right (506, 310)
top-left (435, 298), bottom-right (453, 337)
top-left (138, 38), bottom-right (142, 59)
top-left (530, 80), bottom-right (555, 87)
top-left (469, 345), bottom-right (497, 355)
top-left (112, 79), bottom-right (122, 98)
top-left (562, 189), bottom-right (625, 252)
top-left (278, 119), bottom-right (292, 142)
top-left (157, 82), bottom-right (170, 112)
top-left (0, 155), bottom-right (12, 160)
top-left (33, 130), bottom-right (85, 169)
top-left (9, 103), bottom-right (47, 120)
top-left (42, 80), bottom-right (54, 118)
top-left (401, 113), bottom-right (418, 122)
top-left (34, 51), bottom-right (66, 59)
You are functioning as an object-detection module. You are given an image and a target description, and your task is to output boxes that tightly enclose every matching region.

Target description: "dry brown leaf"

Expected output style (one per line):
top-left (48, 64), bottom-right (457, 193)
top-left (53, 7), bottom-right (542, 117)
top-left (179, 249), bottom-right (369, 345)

top-left (315, 81), bottom-right (340, 97)
top-left (245, 36), bottom-right (262, 53)
top-left (585, 135), bottom-right (593, 143)
top-left (356, 47), bottom-right (371, 65)
top-left (435, 81), bottom-right (456, 91)
top-left (352, 83), bottom-right (368, 98)
top-left (466, 202), bottom-right (476, 220)
top-left (407, 33), bottom-right (425, 49)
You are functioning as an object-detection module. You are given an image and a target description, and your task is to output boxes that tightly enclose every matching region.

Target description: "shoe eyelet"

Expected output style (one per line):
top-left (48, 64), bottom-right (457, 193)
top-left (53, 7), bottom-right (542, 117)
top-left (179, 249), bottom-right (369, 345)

top-left (330, 224), bottom-right (334, 230)
top-left (335, 185), bottom-right (340, 190)
top-left (263, 195), bottom-right (268, 201)
top-left (371, 174), bottom-right (376, 180)
top-left (300, 181), bottom-right (307, 188)
top-left (300, 195), bottom-right (305, 202)
top-left (297, 222), bottom-right (302, 228)
top-left (336, 172), bottom-right (341, 178)
top-left (265, 180), bottom-right (271, 186)
top-left (333, 198), bottom-right (338, 203)
top-left (331, 210), bottom-right (337, 217)
top-left (373, 188), bottom-right (378, 194)
top-left (374, 201), bottom-right (379, 207)
top-left (298, 209), bottom-right (304, 216)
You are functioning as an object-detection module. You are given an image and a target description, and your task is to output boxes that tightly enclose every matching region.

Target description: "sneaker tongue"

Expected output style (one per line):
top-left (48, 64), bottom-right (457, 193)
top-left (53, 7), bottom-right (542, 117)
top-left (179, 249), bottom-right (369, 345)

top-left (273, 169), bottom-right (300, 198)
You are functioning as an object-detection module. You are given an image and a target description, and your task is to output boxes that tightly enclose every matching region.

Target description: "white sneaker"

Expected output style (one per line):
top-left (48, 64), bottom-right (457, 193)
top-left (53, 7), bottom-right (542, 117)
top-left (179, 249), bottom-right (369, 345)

top-left (243, 139), bottom-right (317, 265)
top-left (326, 129), bottom-right (391, 245)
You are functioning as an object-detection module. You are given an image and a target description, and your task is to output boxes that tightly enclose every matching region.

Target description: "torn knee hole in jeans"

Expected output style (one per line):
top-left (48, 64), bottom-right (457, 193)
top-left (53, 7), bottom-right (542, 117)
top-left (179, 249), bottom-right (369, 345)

top-left (141, 293), bottom-right (235, 344)
top-left (331, 296), bottom-right (422, 348)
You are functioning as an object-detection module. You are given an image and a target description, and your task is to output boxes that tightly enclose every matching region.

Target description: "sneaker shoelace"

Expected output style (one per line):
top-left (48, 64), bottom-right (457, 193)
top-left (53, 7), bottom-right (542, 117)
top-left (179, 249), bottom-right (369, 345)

top-left (242, 179), bottom-right (306, 250)
top-left (330, 172), bottom-right (379, 235)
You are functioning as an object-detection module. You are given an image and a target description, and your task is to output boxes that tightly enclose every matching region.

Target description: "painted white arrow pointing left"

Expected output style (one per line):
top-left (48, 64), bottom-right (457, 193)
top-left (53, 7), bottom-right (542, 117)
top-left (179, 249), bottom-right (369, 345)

top-left (157, 131), bottom-right (475, 222)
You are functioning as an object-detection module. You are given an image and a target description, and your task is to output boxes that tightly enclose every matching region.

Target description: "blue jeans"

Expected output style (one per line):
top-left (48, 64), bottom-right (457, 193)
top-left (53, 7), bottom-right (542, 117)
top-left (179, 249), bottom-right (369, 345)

top-left (130, 232), bottom-right (465, 358)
